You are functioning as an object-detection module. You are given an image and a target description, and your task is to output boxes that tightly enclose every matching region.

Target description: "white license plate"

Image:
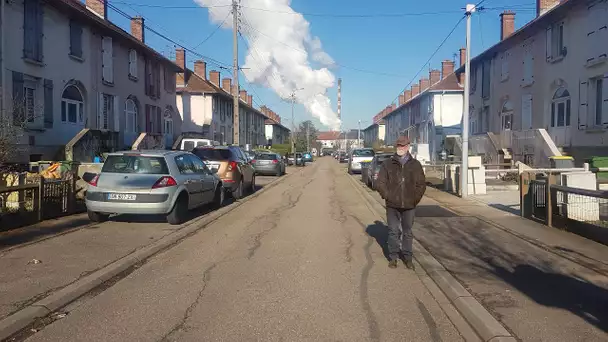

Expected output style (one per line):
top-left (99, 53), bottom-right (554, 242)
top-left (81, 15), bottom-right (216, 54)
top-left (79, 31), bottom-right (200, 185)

top-left (208, 165), bottom-right (219, 170)
top-left (259, 160), bottom-right (270, 164)
top-left (107, 193), bottom-right (136, 201)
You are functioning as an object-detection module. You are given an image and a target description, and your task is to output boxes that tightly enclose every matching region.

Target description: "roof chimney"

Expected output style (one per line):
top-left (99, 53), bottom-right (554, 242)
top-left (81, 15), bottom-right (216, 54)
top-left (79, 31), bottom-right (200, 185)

top-left (221, 78), bottom-right (232, 93)
top-left (459, 48), bottom-right (466, 67)
top-left (85, 0), bottom-right (107, 19)
top-left (391, 103), bottom-right (396, 111)
top-left (500, 11), bottom-right (516, 40)
top-left (209, 70), bottom-right (220, 86)
top-left (411, 84), bottom-right (420, 97)
top-left (194, 60), bottom-right (207, 79)
top-left (430, 69), bottom-right (441, 84)
top-left (398, 94), bottom-right (405, 106)
top-left (247, 95), bottom-right (253, 106)
top-left (175, 48), bottom-right (186, 71)
top-left (404, 90), bottom-right (412, 101)
top-left (239, 90), bottom-right (247, 102)
top-left (130, 16), bottom-right (145, 42)
top-left (260, 105), bottom-right (268, 115)
top-left (537, 0), bottom-right (560, 17)
top-left (419, 78), bottom-right (430, 92)
top-left (441, 60), bottom-right (455, 78)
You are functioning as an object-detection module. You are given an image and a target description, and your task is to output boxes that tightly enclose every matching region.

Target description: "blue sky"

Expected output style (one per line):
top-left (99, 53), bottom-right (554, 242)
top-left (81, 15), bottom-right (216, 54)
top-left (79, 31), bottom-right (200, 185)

top-left (107, 0), bottom-right (536, 131)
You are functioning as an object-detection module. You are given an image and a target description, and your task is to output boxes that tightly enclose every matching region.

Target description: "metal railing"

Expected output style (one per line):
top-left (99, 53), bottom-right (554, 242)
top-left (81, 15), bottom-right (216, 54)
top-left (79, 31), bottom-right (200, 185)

top-left (551, 185), bottom-right (608, 229)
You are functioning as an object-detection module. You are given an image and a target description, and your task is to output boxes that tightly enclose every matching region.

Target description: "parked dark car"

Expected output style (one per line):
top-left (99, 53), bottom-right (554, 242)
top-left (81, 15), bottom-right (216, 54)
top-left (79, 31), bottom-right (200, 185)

top-left (192, 146), bottom-right (255, 199)
top-left (252, 153), bottom-right (285, 176)
top-left (338, 152), bottom-right (348, 163)
top-left (368, 153), bottom-right (393, 189)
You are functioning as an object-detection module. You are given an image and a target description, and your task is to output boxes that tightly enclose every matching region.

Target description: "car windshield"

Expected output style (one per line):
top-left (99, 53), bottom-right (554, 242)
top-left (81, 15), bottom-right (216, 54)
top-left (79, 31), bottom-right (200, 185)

top-left (102, 155), bottom-right (169, 174)
top-left (377, 154), bottom-right (392, 162)
top-left (257, 154), bottom-right (276, 160)
top-left (193, 148), bottom-right (232, 160)
top-left (352, 149), bottom-right (374, 157)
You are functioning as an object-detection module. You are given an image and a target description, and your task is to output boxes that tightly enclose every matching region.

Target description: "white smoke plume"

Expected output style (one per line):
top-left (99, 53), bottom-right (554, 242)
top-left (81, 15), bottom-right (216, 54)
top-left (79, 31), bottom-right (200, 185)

top-left (194, 0), bottom-right (341, 130)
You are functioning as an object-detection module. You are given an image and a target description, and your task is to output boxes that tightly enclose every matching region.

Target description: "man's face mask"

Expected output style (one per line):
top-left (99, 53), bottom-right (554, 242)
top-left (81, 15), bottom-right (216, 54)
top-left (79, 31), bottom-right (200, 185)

top-left (396, 145), bottom-right (409, 156)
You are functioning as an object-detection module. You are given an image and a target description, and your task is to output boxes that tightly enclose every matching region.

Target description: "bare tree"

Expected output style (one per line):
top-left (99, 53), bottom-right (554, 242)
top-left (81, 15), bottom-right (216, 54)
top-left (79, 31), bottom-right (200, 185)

top-left (0, 97), bottom-right (44, 169)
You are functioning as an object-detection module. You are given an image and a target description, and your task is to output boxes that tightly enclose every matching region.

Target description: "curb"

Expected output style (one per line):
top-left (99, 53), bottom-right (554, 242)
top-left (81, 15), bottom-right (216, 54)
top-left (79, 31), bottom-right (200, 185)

top-left (0, 172), bottom-right (294, 341)
top-left (345, 174), bottom-right (516, 342)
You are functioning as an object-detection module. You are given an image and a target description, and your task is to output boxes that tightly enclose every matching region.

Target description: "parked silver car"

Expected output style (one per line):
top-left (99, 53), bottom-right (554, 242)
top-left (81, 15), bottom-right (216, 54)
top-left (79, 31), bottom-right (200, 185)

top-left (85, 150), bottom-right (224, 225)
top-left (253, 152), bottom-right (285, 176)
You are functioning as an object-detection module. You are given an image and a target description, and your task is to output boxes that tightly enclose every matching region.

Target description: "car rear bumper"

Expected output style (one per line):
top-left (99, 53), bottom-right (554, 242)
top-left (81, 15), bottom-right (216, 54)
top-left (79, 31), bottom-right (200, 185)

top-left (255, 164), bottom-right (280, 174)
top-left (86, 198), bottom-right (173, 215)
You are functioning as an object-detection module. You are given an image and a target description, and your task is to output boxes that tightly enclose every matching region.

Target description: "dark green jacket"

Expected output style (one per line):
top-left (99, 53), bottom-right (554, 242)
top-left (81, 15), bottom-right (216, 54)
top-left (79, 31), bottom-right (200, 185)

top-left (376, 154), bottom-right (426, 209)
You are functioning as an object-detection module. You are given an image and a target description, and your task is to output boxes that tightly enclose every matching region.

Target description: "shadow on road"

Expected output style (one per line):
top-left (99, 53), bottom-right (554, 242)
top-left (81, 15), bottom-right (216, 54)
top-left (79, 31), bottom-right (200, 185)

top-left (365, 220), bottom-right (390, 261)
top-left (0, 216), bottom-right (92, 250)
top-left (415, 216), bottom-right (608, 334)
top-left (488, 203), bottom-right (520, 216)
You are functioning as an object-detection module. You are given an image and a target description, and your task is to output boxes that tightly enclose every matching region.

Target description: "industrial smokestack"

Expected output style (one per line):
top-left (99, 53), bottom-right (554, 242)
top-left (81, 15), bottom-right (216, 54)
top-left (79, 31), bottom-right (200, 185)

top-left (337, 78), bottom-right (342, 120)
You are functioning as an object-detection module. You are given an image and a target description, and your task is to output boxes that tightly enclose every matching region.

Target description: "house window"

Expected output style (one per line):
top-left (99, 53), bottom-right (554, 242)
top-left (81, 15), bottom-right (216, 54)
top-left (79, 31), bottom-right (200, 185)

top-left (129, 49), bottom-right (138, 79)
top-left (500, 100), bottom-right (514, 130)
top-left (145, 58), bottom-right (161, 98)
top-left (500, 52), bottom-right (509, 81)
top-left (523, 41), bottom-right (534, 84)
top-left (551, 87), bottom-right (571, 127)
top-left (23, 0), bottom-right (43, 62)
top-left (482, 60), bottom-right (491, 99)
top-left (590, 77), bottom-right (608, 127)
top-left (145, 105), bottom-right (161, 134)
top-left (164, 66), bottom-right (175, 93)
top-left (61, 85), bottom-right (84, 124)
top-left (100, 94), bottom-right (114, 130)
top-left (69, 20), bottom-right (83, 58)
top-left (125, 98), bottom-right (138, 133)
top-left (470, 65), bottom-right (477, 94)
top-left (101, 36), bottom-right (114, 83)
top-left (546, 22), bottom-right (566, 62)
top-left (469, 107), bottom-right (477, 134)
top-left (164, 112), bottom-right (173, 136)
top-left (24, 80), bottom-right (37, 123)
top-left (522, 94), bottom-right (533, 130)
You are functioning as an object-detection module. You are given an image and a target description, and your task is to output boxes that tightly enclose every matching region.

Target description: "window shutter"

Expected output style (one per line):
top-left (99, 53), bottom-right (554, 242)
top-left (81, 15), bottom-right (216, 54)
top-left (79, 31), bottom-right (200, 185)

top-left (102, 37), bottom-right (113, 83)
top-left (522, 94), bottom-right (532, 130)
top-left (546, 26), bottom-right (553, 61)
top-left (113, 95), bottom-right (120, 132)
top-left (579, 80), bottom-right (589, 130)
top-left (97, 92), bottom-right (104, 129)
top-left (144, 59), bottom-right (150, 95)
top-left (35, 0), bottom-right (43, 61)
top-left (43, 79), bottom-right (53, 128)
top-left (156, 106), bottom-right (162, 134)
top-left (129, 49), bottom-right (137, 77)
top-left (145, 105), bottom-right (151, 132)
top-left (155, 64), bottom-right (161, 99)
top-left (12, 72), bottom-right (25, 125)
top-left (603, 75), bottom-right (608, 128)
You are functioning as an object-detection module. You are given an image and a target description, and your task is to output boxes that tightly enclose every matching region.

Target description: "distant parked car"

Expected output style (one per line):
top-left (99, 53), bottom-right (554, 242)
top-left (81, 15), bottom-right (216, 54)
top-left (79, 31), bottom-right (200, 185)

top-left (252, 152), bottom-right (285, 176)
top-left (348, 148), bottom-right (375, 174)
top-left (338, 151), bottom-right (348, 163)
top-left (288, 152), bottom-right (305, 166)
top-left (192, 146), bottom-right (255, 200)
top-left (85, 150), bottom-right (224, 225)
top-left (368, 153), bottom-right (393, 189)
top-left (302, 152), bottom-right (313, 162)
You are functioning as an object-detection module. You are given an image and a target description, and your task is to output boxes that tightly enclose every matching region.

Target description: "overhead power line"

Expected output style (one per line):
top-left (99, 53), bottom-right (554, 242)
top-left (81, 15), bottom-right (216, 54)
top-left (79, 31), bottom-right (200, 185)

top-left (387, 15), bottom-right (465, 105)
top-left (192, 12), bottom-right (232, 50)
top-left (110, 1), bottom-right (233, 9)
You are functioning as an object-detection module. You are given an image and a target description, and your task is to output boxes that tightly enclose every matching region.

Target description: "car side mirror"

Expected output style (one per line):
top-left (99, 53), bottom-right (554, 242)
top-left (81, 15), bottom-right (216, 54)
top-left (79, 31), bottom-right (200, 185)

top-left (82, 172), bottom-right (97, 183)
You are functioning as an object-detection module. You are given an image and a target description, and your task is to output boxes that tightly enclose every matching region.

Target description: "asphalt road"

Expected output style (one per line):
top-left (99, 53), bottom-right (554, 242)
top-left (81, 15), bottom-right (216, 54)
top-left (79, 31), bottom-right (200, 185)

top-left (354, 173), bottom-right (608, 342)
top-left (0, 174), bottom-right (283, 321)
top-left (18, 158), bottom-right (463, 342)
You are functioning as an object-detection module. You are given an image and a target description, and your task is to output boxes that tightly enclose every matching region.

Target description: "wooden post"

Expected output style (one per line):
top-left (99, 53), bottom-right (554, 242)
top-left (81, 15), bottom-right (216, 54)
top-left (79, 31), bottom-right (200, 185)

top-left (520, 171), bottom-right (531, 218)
top-left (18, 173), bottom-right (25, 212)
top-left (37, 177), bottom-right (44, 222)
top-left (69, 173), bottom-right (76, 213)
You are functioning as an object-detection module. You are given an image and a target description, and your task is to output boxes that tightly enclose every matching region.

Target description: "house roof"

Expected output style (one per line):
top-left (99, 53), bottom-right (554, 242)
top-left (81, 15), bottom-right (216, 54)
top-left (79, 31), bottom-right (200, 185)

top-left (265, 118), bottom-right (291, 132)
top-left (455, 0), bottom-right (576, 74)
top-left (363, 120), bottom-right (384, 131)
top-left (176, 68), bottom-right (269, 119)
top-left (52, 0), bottom-right (181, 72)
top-left (317, 131), bottom-right (340, 140)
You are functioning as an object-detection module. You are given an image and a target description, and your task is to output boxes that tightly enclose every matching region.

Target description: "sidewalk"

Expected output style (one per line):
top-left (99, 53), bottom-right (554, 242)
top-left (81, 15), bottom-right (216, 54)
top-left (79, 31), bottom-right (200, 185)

top-left (360, 182), bottom-right (608, 341)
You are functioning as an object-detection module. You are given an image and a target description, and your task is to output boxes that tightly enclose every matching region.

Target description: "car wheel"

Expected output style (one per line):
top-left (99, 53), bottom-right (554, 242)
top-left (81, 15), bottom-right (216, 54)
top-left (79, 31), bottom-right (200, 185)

top-left (233, 180), bottom-right (244, 200)
top-left (348, 168), bottom-right (353, 175)
top-left (212, 186), bottom-right (224, 209)
top-left (276, 168), bottom-right (282, 177)
top-left (88, 210), bottom-right (109, 222)
top-left (167, 194), bottom-right (188, 225)
top-left (249, 175), bottom-right (256, 193)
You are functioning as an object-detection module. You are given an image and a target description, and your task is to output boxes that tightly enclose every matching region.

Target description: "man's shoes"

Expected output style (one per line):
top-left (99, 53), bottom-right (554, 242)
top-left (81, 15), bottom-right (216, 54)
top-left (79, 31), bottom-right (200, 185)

top-left (404, 259), bottom-right (415, 270)
top-left (388, 260), bottom-right (399, 269)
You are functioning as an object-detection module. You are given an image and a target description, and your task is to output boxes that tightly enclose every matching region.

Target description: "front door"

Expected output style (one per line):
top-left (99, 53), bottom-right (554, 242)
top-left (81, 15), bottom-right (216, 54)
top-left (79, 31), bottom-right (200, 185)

top-left (548, 100), bottom-right (572, 147)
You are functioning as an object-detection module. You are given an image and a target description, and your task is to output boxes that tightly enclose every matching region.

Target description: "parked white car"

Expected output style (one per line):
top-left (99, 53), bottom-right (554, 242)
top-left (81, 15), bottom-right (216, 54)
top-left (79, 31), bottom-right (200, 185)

top-left (347, 148), bottom-right (375, 174)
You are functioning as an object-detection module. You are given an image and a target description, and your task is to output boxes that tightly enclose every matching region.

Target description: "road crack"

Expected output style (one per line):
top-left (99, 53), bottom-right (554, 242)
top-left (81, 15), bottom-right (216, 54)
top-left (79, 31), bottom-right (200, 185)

top-left (361, 237), bottom-right (381, 341)
top-left (159, 263), bottom-right (217, 342)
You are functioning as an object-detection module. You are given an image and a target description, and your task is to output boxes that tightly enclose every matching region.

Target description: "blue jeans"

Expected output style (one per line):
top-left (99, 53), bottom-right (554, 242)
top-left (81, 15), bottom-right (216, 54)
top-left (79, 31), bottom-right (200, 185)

top-left (386, 207), bottom-right (415, 261)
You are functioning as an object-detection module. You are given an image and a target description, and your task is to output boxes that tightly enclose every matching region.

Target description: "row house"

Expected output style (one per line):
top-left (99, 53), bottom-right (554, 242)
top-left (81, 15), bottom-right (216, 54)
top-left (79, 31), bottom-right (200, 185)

top-left (458, 0), bottom-right (608, 167)
top-left (3, 0), bottom-right (181, 162)
top-left (383, 60), bottom-right (464, 162)
top-left (317, 130), bottom-right (361, 151)
top-left (175, 49), bottom-right (268, 147)
top-left (362, 107), bottom-right (390, 147)
top-left (261, 106), bottom-right (290, 145)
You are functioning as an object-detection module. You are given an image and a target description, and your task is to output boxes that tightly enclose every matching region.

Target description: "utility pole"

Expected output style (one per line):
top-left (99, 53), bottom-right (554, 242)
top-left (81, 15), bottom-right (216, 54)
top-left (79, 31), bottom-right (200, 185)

top-left (232, 0), bottom-right (240, 146)
top-left (306, 122), bottom-right (310, 152)
top-left (290, 93), bottom-right (296, 163)
top-left (358, 120), bottom-right (361, 148)
top-left (461, 4), bottom-right (475, 198)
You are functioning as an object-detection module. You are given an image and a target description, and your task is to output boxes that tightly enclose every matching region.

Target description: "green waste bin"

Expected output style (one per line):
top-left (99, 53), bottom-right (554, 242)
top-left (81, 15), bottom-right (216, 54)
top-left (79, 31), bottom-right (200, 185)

top-left (588, 156), bottom-right (608, 180)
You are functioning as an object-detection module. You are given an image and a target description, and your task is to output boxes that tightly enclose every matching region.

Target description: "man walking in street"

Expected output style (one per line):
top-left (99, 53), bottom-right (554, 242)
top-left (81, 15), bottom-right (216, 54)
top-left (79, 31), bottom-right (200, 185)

top-left (375, 135), bottom-right (426, 269)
